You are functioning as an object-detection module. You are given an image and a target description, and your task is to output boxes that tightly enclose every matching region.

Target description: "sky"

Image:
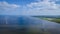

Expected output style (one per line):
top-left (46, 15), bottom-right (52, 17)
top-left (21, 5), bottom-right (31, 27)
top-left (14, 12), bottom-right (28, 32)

top-left (0, 0), bottom-right (60, 15)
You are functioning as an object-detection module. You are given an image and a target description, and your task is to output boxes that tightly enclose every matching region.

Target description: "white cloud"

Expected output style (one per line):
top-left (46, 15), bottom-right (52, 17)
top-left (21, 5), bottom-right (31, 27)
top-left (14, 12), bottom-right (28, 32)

top-left (0, 1), bottom-right (20, 9)
top-left (0, 1), bottom-right (21, 15)
top-left (24, 0), bottom-right (60, 15)
top-left (27, 0), bottom-right (58, 9)
top-left (0, 0), bottom-right (60, 15)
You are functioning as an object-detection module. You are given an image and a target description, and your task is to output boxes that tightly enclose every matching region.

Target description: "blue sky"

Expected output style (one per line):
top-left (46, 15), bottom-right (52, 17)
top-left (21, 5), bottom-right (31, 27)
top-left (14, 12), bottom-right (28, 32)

top-left (0, 0), bottom-right (38, 5)
top-left (0, 0), bottom-right (60, 15)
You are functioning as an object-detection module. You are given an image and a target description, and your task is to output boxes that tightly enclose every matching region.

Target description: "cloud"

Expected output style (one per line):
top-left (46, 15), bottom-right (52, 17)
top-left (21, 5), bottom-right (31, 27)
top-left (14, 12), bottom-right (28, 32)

top-left (0, 1), bottom-right (20, 9)
top-left (27, 0), bottom-right (59, 9)
top-left (0, 0), bottom-right (60, 15)
top-left (24, 0), bottom-right (60, 15)
top-left (0, 1), bottom-right (21, 15)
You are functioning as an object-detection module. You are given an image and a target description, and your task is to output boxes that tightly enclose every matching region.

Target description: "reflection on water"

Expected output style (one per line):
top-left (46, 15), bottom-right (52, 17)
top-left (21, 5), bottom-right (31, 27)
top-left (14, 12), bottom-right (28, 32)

top-left (0, 15), bottom-right (60, 34)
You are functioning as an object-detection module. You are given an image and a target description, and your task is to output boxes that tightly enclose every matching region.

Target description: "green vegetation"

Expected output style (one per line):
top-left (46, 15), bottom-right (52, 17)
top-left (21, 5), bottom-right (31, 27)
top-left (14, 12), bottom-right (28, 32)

top-left (41, 18), bottom-right (60, 23)
top-left (33, 16), bottom-right (60, 23)
top-left (49, 18), bottom-right (60, 23)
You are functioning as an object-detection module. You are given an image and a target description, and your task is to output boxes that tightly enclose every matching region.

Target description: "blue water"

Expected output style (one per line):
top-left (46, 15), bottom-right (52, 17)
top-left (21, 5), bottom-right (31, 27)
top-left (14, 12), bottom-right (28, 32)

top-left (0, 15), bottom-right (60, 34)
